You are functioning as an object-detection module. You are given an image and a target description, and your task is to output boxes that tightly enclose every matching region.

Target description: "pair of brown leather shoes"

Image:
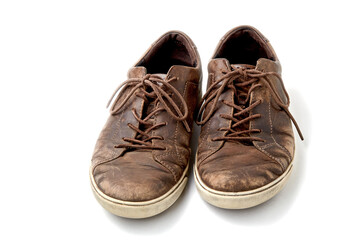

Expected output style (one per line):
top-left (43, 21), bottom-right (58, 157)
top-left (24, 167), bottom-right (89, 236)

top-left (89, 25), bottom-right (303, 218)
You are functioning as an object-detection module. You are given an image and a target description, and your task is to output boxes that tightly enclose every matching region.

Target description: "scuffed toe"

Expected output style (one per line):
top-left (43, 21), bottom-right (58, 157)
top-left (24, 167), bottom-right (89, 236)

top-left (198, 142), bottom-right (285, 192)
top-left (92, 152), bottom-right (176, 202)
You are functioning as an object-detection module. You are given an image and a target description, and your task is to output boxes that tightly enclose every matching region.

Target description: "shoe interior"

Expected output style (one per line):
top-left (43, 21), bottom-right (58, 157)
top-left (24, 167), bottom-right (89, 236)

top-left (137, 33), bottom-right (197, 74)
top-left (214, 28), bottom-right (275, 65)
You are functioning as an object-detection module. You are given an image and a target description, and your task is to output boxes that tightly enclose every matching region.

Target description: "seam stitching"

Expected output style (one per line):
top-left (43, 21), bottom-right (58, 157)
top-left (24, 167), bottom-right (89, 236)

top-left (153, 101), bottom-right (177, 182)
top-left (268, 101), bottom-right (292, 161)
top-left (174, 80), bottom-right (189, 168)
top-left (255, 101), bottom-right (285, 171)
top-left (157, 157), bottom-right (177, 182)
top-left (260, 142), bottom-right (276, 149)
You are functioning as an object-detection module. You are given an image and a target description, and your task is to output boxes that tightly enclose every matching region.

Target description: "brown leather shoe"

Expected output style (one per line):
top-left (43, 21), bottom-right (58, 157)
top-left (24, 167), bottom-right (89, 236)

top-left (194, 26), bottom-right (303, 209)
top-left (90, 31), bottom-right (201, 218)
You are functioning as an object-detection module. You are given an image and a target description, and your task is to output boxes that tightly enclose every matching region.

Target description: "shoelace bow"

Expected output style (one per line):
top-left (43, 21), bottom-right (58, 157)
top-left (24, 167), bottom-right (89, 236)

top-left (196, 68), bottom-right (304, 142)
top-left (107, 74), bottom-right (190, 150)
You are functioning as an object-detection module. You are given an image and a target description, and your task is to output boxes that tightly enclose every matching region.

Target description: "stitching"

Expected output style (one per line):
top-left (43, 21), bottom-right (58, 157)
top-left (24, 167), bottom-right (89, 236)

top-left (254, 144), bottom-right (286, 170)
top-left (174, 80), bottom-right (189, 165)
top-left (92, 154), bottom-right (121, 173)
top-left (227, 89), bottom-right (234, 135)
top-left (203, 74), bottom-right (216, 150)
top-left (200, 89), bottom-right (231, 166)
top-left (94, 111), bottom-right (124, 168)
top-left (157, 158), bottom-right (177, 182)
top-left (94, 97), bottom-right (141, 169)
top-left (152, 96), bottom-right (177, 182)
top-left (260, 142), bottom-right (276, 149)
top-left (268, 101), bottom-right (292, 162)
top-left (253, 101), bottom-right (286, 172)
top-left (156, 151), bottom-right (176, 158)
top-left (199, 91), bottom-right (231, 168)
top-left (200, 96), bottom-right (213, 151)
top-left (204, 117), bottom-right (212, 148)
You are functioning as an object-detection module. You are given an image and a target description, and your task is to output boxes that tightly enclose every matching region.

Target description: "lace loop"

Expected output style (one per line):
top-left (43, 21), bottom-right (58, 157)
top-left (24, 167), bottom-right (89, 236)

top-left (107, 74), bottom-right (190, 150)
top-left (196, 68), bottom-right (304, 141)
top-left (107, 74), bottom-right (189, 122)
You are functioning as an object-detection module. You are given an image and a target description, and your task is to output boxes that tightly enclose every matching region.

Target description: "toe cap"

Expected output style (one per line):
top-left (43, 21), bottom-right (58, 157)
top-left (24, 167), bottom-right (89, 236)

top-left (92, 151), bottom-right (176, 202)
top-left (198, 142), bottom-right (285, 192)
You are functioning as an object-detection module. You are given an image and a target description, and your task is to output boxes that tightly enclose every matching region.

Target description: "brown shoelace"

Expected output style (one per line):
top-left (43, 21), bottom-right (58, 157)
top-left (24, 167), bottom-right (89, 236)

top-left (196, 67), bottom-right (304, 142)
top-left (107, 74), bottom-right (190, 150)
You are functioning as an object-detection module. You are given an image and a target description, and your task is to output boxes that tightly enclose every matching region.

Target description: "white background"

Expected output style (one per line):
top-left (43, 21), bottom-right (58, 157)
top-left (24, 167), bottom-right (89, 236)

top-left (1, 0), bottom-right (359, 239)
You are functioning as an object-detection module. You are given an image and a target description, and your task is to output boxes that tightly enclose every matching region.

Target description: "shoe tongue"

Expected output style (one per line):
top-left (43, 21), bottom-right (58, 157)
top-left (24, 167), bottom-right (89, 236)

top-left (128, 66), bottom-right (147, 78)
top-left (231, 64), bottom-right (256, 70)
top-left (208, 58), bottom-right (231, 74)
top-left (151, 73), bottom-right (167, 80)
top-left (208, 58), bottom-right (231, 84)
top-left (128, 67), bottom-right (168, 80)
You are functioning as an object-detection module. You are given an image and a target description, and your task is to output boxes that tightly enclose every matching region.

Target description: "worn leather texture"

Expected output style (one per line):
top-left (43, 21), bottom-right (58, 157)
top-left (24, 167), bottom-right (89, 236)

top-left (90, 31), bottom-right (201, 202)
top-left (197, 26), bottom-right (297, 192)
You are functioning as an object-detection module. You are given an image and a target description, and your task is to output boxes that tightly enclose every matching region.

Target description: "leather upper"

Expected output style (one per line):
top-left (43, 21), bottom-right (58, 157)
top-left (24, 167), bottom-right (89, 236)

top-left (197, 26), bottom-right (298, 192)
top-left (90, 31), bottom-right (201, 202)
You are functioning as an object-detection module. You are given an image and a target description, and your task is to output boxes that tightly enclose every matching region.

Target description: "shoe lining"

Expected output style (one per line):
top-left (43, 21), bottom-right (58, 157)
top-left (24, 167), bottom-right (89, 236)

top-left (214, 29), bottom-right (275, 65)
top-left (137, 33), bottom-right (197, 74)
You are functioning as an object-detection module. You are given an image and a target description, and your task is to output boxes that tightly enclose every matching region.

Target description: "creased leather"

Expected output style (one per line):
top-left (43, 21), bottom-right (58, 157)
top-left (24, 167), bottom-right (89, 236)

top-left (250, 58), bottom-right (295, 170)
top-left (197, 59), bottom-right (234, 166)
top-left (90, 31), bottom-right (201, 202)
top-left (199, 142), bottom-right (283, 192)
top-left (91, 67), bottom-right (146, 171)
top-left (196, 26), bottom-right (297, 193)
top-left (153, 66), bottom-right (201, 182)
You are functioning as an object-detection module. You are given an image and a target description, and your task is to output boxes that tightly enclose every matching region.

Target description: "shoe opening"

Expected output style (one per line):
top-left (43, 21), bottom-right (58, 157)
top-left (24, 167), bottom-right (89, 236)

top-left (214, 27), bottom-right (275, 65)
top-left (137, 32), bottom-right (197, 74)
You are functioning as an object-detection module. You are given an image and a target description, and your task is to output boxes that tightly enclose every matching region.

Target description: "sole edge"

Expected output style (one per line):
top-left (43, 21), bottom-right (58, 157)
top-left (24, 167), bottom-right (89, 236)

top-left (194, 163), bottom-right (293, 209)
top-left (90, 164), bottom-right (189, 219)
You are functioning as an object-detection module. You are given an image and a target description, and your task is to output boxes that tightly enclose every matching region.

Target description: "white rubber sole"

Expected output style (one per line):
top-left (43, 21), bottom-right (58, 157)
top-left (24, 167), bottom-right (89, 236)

top-left (194, 160), bottom-right (293, 209)
top-left (90, 163), bottom-right (189, 219)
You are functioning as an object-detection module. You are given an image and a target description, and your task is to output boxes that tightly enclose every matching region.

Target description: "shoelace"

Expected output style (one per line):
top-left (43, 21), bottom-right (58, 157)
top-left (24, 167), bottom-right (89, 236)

top-left (196, 68), bottom-right (304, 142)
top-left (107, 74), bottom-right (190, 150)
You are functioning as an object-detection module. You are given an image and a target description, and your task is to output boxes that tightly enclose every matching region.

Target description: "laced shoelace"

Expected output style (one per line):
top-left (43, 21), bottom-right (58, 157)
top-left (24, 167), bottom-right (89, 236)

top-left (196, 67), bottom-right (304, 142)
top-left (107, 74), bottom-right (190, 150)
